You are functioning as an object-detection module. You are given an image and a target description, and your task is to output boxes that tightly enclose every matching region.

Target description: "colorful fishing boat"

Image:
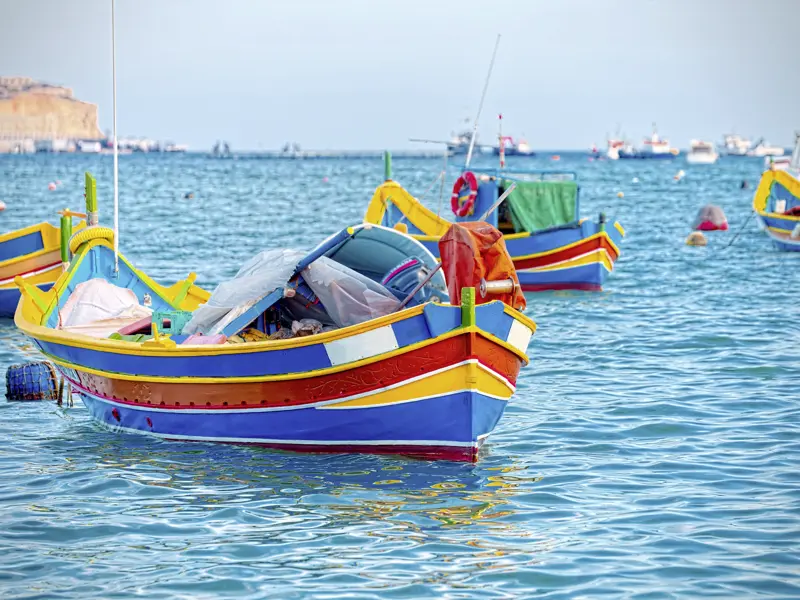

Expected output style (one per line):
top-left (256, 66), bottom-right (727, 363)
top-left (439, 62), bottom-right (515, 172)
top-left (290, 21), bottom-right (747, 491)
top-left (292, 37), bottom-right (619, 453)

top-left (365, 154), bottom-right (624, 292)
top-left (0, 215), bottom-right (86, 318)
top-left (14, 173), bottom-right (535, 462)
top-left (753, 134), bottom-right (800, 251)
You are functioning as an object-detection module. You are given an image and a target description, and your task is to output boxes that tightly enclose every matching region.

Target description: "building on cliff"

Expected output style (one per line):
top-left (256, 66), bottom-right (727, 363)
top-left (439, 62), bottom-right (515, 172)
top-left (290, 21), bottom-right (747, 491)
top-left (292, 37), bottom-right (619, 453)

top-left (0, 76), bottom-right (103, 153)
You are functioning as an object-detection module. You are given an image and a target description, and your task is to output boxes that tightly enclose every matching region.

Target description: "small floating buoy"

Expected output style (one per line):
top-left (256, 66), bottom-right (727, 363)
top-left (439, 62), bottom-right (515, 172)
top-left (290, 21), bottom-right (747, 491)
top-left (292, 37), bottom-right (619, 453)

top-left (674, 170), bottom-right (685, 182)
top-left (551, 155), bottom-right (560, 161)
top-left (322, 176), bottom-right (329, 183)
top-left (48, 182), bottom-right (57, 191)
top-left (617, 191), bottom-right (624, 198)
top-left (632, 177), bottom-right (639, 184)
top-left (5, 361), bottom-right (59, 401)
top-left (183, 192), bottom-right (194, 199)
top-left (686, 231), bottom-right (707, 246)
top-left (0, 200), bottom-right (5, 212)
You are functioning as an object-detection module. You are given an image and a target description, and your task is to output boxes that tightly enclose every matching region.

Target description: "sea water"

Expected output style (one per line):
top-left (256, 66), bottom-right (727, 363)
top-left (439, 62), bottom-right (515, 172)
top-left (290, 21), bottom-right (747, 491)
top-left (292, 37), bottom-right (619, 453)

top-left (0, 153), bottom-right (798, 599)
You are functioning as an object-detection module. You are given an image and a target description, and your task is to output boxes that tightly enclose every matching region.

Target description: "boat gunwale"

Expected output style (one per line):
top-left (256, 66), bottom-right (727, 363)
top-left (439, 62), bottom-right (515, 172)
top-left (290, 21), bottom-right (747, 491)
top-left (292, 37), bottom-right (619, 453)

top-left (15, 240), bottom-right (537, 360)
top-left (35, 324), bottom-right (529, 383)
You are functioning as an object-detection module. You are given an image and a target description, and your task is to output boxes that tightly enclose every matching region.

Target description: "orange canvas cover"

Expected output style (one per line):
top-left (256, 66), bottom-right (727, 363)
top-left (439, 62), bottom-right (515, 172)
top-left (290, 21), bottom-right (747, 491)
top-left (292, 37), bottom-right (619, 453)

top-left (438, 221), bottom-right (526, 310)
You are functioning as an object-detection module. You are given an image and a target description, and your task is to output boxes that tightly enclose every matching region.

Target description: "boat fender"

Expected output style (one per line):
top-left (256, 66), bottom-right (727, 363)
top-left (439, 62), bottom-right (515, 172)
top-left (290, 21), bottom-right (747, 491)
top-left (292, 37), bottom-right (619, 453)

top-left (685, 231), bottom-right (707, 246)
top-left (450, 171), bottom-right (478, 217)
top-left (68, 226), bottom-right (115, 254)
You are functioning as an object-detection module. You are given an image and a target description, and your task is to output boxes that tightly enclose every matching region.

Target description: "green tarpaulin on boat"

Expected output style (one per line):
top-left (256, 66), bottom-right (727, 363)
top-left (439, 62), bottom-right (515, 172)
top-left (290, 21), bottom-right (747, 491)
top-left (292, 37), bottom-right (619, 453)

top-left (504, 180), bottom-right (578, 233)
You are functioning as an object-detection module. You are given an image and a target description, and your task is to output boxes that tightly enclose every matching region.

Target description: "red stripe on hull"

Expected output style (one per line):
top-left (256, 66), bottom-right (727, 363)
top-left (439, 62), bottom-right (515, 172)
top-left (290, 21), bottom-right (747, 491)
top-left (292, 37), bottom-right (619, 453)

top-left (520, 282), bottom-right (602, 292)
top-left (70, 333), bottom-right (522, 411)
top-left (167, 437), bottom-right (485, 462)
top-left (513, 235), bottom-right (618, 270)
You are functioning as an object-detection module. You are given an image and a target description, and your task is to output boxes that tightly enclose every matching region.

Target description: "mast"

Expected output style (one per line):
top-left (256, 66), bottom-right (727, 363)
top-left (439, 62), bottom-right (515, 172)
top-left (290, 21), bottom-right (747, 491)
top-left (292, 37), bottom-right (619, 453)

top-left (465, 34), bottom-right (501, 169)
top-left (111, 0), bottom-right (120, 275)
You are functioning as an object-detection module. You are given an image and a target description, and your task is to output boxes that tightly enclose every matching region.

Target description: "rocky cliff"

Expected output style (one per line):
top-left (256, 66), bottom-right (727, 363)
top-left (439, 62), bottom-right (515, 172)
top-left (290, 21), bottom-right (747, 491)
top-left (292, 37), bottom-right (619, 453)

top-left (0, 76), bottom-right (103, 141)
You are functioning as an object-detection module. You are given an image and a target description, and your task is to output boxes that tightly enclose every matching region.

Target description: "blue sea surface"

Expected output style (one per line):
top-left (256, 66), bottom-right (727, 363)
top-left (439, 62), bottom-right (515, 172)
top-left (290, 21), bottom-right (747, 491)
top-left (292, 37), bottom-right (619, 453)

top-left (0, 153), bottom-right (798, 599)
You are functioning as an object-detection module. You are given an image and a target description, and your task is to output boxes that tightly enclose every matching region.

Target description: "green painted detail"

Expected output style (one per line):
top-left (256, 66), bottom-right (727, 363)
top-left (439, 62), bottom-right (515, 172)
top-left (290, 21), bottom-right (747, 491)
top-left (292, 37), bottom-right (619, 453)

top-left (84, 172), bottom-right (98, 213)
top-left (108, 333), bottom-right (151, 343)
top-left (384, 151), bottom-right (392, 181)
top-left (60, 215), bottom-right (72, 263)
top-left (152, 310), bottom-right (193, 335)
top-left (599, 212), bottom-right (607, 232)
top-left (171, 273), bottom-right (197, 308)
top-left (461, 287), bottom-right (476, 327)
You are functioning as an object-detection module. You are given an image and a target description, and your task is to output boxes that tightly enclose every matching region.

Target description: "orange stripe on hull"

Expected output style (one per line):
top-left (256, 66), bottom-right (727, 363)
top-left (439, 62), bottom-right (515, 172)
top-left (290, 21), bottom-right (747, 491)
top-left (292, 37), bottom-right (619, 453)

top-left (69, 334), bottom-right (522, 410)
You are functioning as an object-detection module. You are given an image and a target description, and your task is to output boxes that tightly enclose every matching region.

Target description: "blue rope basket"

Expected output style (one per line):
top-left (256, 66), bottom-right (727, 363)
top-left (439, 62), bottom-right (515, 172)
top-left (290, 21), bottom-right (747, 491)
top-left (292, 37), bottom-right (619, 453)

top-left (5, 361), bottom-right (59, 401)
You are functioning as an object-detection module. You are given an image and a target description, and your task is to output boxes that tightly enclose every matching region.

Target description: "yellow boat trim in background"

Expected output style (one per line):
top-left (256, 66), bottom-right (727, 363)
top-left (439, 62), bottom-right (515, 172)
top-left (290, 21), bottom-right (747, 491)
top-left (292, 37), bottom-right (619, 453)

top-left (512, 232), bottom-right (620, 262)
top-left (365, 181), bottom-right (451, 237)
top-left (753, 169), bottom-right (800, 214)
top-left (0, 263), bottom-right (62, 289)
top-left (519, 249), bottom-right (613, 273)
top-left (0, 221), bottom-right (86, 270)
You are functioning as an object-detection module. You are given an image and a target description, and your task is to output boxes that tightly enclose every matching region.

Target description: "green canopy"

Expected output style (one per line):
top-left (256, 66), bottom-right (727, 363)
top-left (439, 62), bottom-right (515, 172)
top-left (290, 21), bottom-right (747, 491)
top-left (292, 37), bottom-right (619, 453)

top-left (504, 180), bottom-right (578, 233)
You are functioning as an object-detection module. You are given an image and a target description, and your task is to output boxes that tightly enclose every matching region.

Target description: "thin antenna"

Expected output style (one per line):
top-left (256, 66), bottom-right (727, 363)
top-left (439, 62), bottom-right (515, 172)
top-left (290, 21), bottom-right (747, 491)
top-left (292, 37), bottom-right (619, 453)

top-left (465, 34), bottom-right (501, 169)
top-left (111, 0), bottom-right (120, 275)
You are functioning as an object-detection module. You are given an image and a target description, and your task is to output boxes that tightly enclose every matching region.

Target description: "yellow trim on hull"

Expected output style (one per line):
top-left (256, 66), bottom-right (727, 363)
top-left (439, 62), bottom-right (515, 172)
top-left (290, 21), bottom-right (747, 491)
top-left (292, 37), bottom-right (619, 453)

top-left (322, 361), bottom-right (513, 409)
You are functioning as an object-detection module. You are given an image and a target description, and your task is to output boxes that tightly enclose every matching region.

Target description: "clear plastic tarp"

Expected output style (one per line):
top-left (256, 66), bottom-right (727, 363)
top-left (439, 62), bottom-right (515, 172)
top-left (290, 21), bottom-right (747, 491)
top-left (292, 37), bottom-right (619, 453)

top-left (59, 279), bottom-right (152, 338)
top-left (303, 257), bottom-right (399, 328)
top-left (183, 250), bottom-right (401, 335)
top-left (183, 249), bottom-right (305, 335)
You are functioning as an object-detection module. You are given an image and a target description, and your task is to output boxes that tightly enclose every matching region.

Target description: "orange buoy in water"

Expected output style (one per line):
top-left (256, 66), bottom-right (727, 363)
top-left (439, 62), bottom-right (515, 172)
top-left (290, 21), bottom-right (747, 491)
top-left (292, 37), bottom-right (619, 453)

top-left (617, 191), bottom-right (624, 198)
top-left (48, 182), bottom-right (57, 191)
top-left (0, 201), bottom-right (6, 212)
top-left (551, 155), bottom-right (560, 160)
top-left (686, 231), bottom-right (707, 246)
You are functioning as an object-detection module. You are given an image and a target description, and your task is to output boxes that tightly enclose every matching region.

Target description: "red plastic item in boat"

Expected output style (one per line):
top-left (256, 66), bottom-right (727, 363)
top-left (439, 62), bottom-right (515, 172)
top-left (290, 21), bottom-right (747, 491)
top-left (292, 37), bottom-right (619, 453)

top-left (439, 221), bottom-right (526, 310)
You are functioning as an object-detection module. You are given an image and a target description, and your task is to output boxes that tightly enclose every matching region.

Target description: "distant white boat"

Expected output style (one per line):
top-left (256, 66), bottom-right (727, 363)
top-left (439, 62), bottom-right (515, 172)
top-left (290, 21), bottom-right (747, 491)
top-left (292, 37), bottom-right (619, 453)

top-left (618, 126), bottom-right (679, 159)
top-left (77, 140), bottom-right (101, 153)
top-left (721, 133), bottom-right (751, 156)
top-left (749, 140), bottom-right (785, 157)
top-left (686, 140), bottom-right (719, 164)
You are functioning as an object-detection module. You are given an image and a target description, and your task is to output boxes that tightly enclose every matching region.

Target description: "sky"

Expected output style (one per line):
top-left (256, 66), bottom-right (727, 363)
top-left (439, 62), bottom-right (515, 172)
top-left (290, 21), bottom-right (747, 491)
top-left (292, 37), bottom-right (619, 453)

top-left (1, 0), bottom-right (798, 151)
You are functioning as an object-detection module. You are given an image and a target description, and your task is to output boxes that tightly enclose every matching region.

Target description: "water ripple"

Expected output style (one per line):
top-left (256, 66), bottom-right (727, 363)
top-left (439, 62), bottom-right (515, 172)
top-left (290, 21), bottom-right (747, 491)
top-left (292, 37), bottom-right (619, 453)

top-left (0, 153), bottom-right (798, 598)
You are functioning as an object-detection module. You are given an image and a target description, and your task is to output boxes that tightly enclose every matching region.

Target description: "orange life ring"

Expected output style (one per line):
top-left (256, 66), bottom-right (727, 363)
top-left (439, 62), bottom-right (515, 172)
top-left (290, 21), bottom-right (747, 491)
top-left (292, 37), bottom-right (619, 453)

top-left (451, 171), bottom-right (478, 218)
